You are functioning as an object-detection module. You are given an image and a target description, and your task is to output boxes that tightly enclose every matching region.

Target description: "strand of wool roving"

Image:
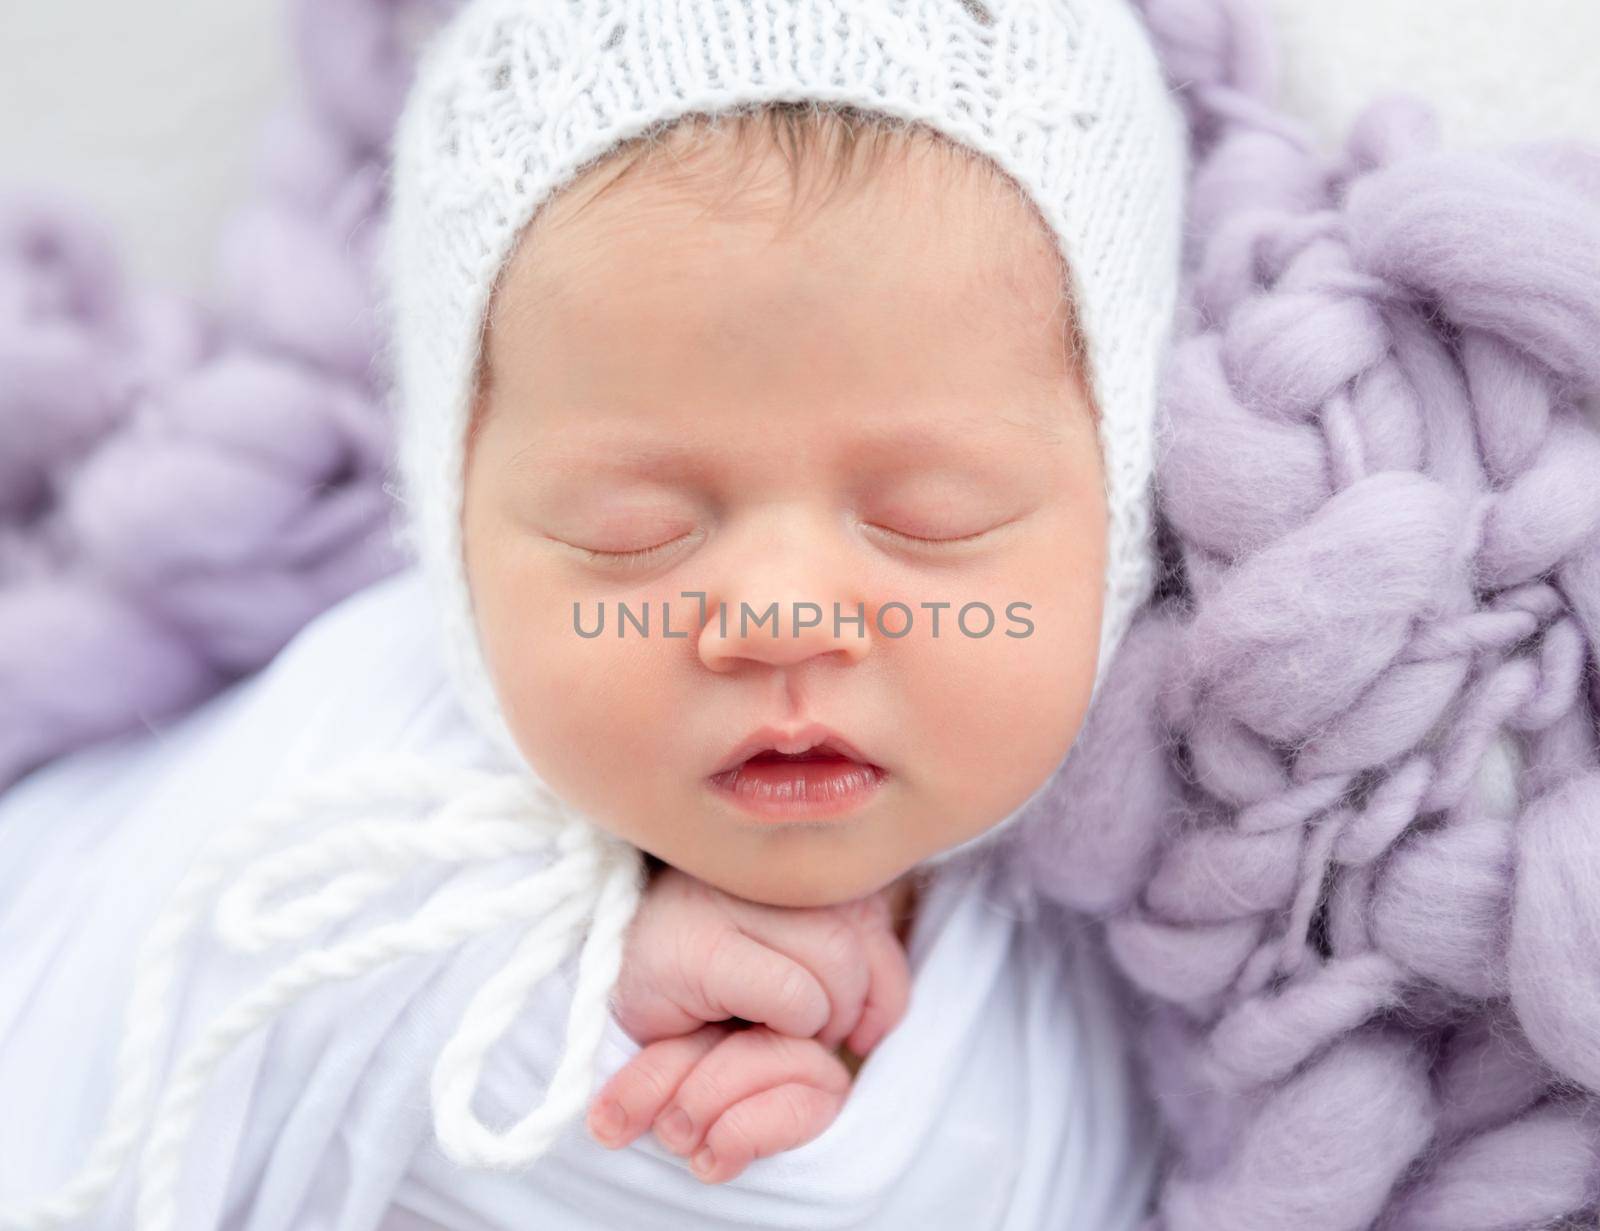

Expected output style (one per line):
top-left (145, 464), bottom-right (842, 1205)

top-left (1009, 1), bottom-right (1600, 1228)
top-left (0, 0), bottom-right (454, 794)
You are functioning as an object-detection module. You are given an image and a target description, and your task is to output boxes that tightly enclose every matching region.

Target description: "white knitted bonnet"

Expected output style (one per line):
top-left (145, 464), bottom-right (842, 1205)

top-left (383, 0), bottom-right (1189, 787)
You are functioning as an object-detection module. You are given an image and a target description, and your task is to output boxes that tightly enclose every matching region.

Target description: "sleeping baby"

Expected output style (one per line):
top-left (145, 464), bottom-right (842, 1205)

top-left (0, 1), bottom-right (1187, 1227)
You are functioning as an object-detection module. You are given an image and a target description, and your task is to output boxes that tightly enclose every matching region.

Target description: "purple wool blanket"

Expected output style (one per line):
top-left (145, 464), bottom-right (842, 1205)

top-left (1007, 0), bottom-right (1600, 1227)
top-left (0, 0), bottom-right (438, 791)
top-left (5, 1), bottom-right (1600, 1228)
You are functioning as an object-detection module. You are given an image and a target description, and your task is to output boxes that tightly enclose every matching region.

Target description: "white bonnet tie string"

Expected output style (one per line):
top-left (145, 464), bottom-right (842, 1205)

top-left (0, 755), bottom-right (646, 1231)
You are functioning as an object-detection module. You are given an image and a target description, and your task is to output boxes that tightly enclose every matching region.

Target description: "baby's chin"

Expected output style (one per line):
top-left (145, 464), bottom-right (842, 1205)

top-left (646, 827), bottom-right (920, 910)
top-left (564, 774), bottom-right (968, 907)
top-left (700, 869), bottom-right (906, 911)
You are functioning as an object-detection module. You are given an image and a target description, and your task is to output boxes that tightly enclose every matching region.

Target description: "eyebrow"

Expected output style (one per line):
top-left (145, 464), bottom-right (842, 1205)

top-left (508, 412), bottom-right (1066, 479)
top-left (857, 413), bottom-right (1067, 455)
top-left (506, 436), bottom-right (713, 481)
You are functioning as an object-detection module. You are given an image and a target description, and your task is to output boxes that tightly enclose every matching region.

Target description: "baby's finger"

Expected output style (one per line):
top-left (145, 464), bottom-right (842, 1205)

top-left (651, 1026), bottom-right (849, 1160)
top-left (728, 910), bottom-right (871, 1048)
top-left (692, 1079), bottom-right (848, 1184)
top-left (587, 1023), bottom-right (726, 1149)
top-left (843, 913), bottom-right (912, 1056)
top-left (697, 927), bottom-right (831, 1039)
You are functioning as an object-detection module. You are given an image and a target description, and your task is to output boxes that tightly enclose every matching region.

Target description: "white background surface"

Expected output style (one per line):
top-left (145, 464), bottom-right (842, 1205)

top-left (1, 0), bottom-right (1598, 293)
top-left (1263, 0), bottom-right (1600, 153)
top-left (0, 0), bottom-right (289, 293)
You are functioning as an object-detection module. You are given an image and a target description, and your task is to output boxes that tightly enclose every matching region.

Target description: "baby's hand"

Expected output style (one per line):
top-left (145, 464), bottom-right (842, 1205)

top-left (585, 864), bottom-right (912, 1182)
top-left (594, 1019), bottom-right (853, 1183)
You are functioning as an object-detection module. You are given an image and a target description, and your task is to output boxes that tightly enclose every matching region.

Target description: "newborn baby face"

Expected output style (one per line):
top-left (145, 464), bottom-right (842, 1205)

top-left (462, 124), bottom-right (1107, 908)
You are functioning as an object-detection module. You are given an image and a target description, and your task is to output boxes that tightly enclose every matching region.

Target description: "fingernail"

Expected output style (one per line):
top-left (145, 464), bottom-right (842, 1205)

top-left (657, 1106), bottom-right (693, 1151)
top-left (692, 1146), bottom-right (716, 1178)
top-left (589, 1099), bottom-right (625, 1144)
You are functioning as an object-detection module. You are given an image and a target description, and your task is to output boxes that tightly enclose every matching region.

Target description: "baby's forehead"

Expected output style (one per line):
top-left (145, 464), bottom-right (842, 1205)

top-left (489, 127), bottom-right (1071, 351)
top-left (480, 240), bottom-right (1078, 444)
top-left (510, 411), bottom-right (1062, 474)
top-left (471, 121), bottom-right (1088, 454)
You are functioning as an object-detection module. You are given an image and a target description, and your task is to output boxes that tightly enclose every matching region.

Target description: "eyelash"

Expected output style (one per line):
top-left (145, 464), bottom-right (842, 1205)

top-left (579, 538), bottom-right (686, 564)
top-left (574, 521), bottom-right (1002, 565)
top-left (866, 522), bottom-right (1001, 548)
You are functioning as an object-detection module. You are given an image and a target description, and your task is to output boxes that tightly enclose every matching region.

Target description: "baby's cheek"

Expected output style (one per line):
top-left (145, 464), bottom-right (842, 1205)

top-left (902, 587), bottom-right (1096, 839)
top-left (486, 600), bottom-right (687, 833)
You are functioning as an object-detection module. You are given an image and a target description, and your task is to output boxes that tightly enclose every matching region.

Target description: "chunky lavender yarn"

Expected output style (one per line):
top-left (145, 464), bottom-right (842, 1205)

top-left (1011, 1), bottom-right (1600, 1228)
top-left (0, 1), bottom-right (445, 792)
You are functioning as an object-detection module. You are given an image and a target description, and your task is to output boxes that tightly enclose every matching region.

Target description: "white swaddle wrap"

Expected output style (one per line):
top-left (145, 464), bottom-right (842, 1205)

top-left (0, 567), bottom-right (1157, 1231)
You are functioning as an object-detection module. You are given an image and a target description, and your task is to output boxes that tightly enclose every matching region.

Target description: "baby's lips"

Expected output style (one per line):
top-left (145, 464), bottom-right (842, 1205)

top-left (709, 721), bottom-right (880, 777)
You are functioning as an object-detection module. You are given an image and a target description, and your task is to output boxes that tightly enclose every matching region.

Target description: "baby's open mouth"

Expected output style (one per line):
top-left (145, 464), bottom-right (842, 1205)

top-left (708, 730), bottom-right (886, 821)
top-left (745, 747), bottom-right (850, 763)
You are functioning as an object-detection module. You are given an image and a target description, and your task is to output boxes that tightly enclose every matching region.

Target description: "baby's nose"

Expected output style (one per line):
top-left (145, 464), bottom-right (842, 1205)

top-left (697, 590), bottom-right (872, 673)
top-left (694, 511), bottom-right (872, 673)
